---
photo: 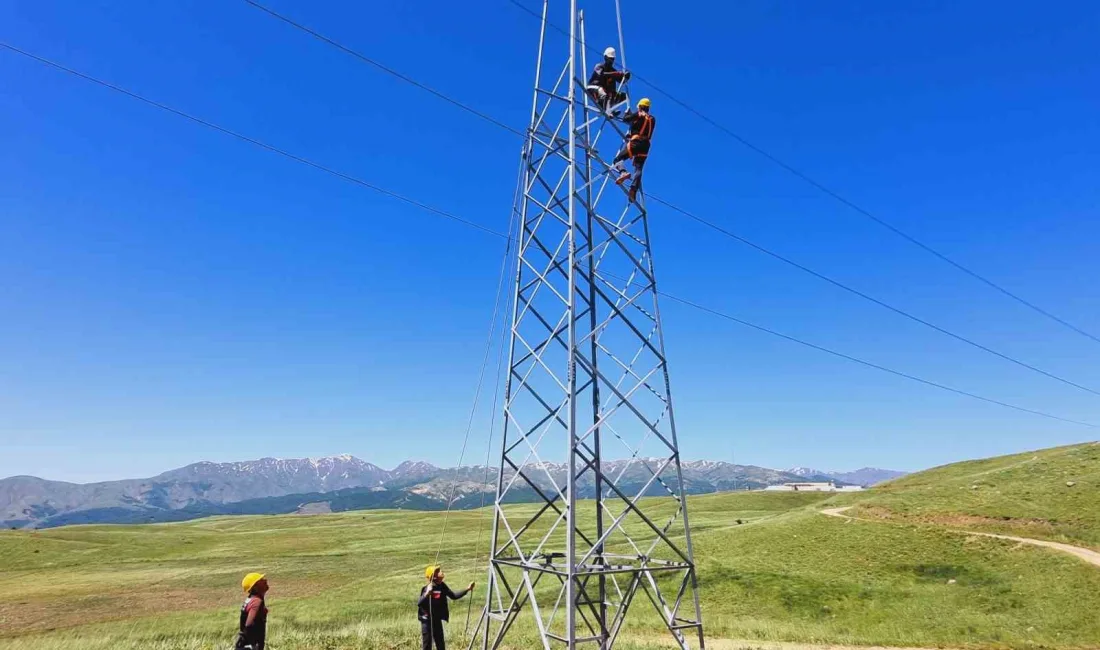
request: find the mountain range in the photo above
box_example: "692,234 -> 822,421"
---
786,466 -> 907,487
0,456 -> 904,529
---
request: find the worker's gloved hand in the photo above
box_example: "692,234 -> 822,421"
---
468,582 -> 476,591
624,71 -> 632,80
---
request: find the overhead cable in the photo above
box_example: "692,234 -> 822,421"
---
502,0 -> 1100,346
3,41 -> 1094,429
229,6 -> 1100,396
0,43 -> 507,239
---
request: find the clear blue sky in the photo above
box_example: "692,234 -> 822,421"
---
1,1 -> 1098,483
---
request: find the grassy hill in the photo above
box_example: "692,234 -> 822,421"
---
1,482 -> 1098,650
846,441 -> 1100,549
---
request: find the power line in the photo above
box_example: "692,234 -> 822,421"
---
502,0 -> 1100,347
646,195 -> 1100,398
0,43 -> 507,240
231,5 -> 1100,398
466,163 -> 522,633
3,41 -> 1094,430
435,212 -> 513,563
659,293 -> 1097,430
242,0 -> 525,139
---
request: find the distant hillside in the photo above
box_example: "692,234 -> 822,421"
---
0,455 -> 389,528
850,441 -> 1100,549
0,456 -> 876,529
829,467 -> 907,486
787,467 -> 906,486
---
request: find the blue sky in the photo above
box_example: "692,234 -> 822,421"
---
1,1 -> 1098,483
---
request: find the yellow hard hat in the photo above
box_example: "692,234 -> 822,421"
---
242,572 -> 265,593
425,564 -> 440,580
638,97 -> 652,109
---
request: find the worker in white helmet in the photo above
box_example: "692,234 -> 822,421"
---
586,46 -> 630,114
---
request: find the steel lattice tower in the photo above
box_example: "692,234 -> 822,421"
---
469,1 -> 705,648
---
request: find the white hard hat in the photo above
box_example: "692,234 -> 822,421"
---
604,47 -> 616,58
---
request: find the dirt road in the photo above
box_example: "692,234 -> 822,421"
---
641,636 -> 950,650
820,506 -> 1100,568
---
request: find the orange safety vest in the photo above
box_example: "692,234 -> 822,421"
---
630,112 -> 655,142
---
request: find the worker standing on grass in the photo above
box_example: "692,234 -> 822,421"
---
236,573 -> 269,650
418,565 -> 474,650
612,97 -> 656,203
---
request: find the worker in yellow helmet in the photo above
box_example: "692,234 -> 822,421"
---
612,98 -> 656,203
417,564 -> 474,650
236,572 -> 269,650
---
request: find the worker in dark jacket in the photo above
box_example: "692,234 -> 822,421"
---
417,565 -> 474,650
612,97 -> 656,202
586,46 -> 630,114
236,572 -> 269,650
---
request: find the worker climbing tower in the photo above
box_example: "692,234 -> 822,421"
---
469,1 -> 705,648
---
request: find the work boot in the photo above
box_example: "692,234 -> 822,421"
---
615,169 -> 630,185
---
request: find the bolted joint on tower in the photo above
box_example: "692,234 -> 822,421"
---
469,1 -> 705,648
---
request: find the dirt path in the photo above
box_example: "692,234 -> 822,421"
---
820,507 -> 857,519
703,641 -> 939,650
640,636 -> 948,650
820,506 -> 1100,568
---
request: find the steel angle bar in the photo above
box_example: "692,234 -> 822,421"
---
583,278 -> 651,340
499,412 -> 567,500
595,342 -> 667,405
592,211 -> 649,250
575,455 -> 690,564
670,570 -> 692,623
644,502 -> 688,558
579,359 -> 667,439
529,452 -> 601,558
575,455 -> 674,566
579,365 -> 664,445
498,459 -> 601,554
586,368 -> 670,449
641,569 -> 686,639
606,573 -> 641,648
590,224 -> 656,283
597,498 -> 645,556
600,428 -> 679,500
587,284 -> 665,360
503,436 -> 568,510
509,312 -> 574,379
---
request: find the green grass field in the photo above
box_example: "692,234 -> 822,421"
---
847,442 -> 1100,549
1,482 -> 1098,650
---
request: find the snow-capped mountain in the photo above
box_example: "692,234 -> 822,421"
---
0,455 -> 392,528
786,466 -> 906,486
388,460 -> 441,483
1,456 -> 905,529
783,466 -> 843,483
156,455 -> 391,502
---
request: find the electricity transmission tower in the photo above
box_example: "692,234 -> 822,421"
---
469,1 -> 705,648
